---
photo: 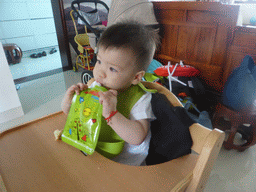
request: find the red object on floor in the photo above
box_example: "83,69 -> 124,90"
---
154,65 -> 200,77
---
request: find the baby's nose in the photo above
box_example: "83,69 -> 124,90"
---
98,69 -> 106,78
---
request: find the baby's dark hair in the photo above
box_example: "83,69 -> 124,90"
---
97,21 -> 160,71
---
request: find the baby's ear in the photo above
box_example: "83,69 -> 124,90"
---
132,71 -> 145,85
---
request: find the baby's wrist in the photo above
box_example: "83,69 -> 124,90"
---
61,101 -> 71,114
105,110 -> 118,124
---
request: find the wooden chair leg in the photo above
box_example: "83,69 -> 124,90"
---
213,104 -> 256,152
223,125 -> 237,150
238,122 -> 256,151
212,104 -> 231,131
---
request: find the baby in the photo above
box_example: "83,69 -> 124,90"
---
61,21 -> 159,166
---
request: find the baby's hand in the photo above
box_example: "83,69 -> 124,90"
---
61,83 -> 88,114
99,90 -> 118,118
67,83 -> 88,96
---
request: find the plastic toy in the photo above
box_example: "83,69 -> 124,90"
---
154,61 -> 200,77
61,85 -> 107,155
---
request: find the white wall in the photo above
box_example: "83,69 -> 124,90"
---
0,0 -> 58,52
0,42 -> 24,124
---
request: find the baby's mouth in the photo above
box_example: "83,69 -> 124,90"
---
95,79 -> 103,85
96,79 -> 109,89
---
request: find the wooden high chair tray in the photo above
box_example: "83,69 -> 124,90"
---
0,111 -> 198,192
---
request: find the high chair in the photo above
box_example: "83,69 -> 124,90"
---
0,80 -> 224,192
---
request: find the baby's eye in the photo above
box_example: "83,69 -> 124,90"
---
110,67 -> 118,72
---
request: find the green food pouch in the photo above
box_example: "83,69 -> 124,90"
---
61,85 -> 107,155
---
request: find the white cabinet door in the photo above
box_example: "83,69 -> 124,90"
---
0,0 -> 57,51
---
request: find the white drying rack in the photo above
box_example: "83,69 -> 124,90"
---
167,61 -> 187,92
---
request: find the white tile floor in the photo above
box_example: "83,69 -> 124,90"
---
1,70 -> 256,192
205,133 -> 256,192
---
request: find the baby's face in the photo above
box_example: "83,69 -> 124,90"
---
93,47 -> 140,91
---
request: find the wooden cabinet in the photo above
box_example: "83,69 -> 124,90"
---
224,26 -> 256,83
152,2 -> 240,92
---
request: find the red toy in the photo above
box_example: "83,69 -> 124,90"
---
154,64 -> 200,77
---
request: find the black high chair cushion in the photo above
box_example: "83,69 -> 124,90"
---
146,93 -> 193,165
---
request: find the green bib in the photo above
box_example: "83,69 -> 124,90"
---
95,84 -> 146,158
61,82 -> 157,159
